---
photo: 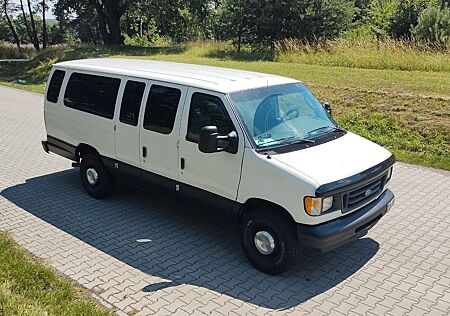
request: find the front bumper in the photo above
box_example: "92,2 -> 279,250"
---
297,189 -> 394,252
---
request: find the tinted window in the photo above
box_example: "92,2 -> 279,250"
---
119,81 -> 146,126
143,85 -> 181,134
64,73 -> 120,119
47,70 -> 65,103
187,93 -> 234,143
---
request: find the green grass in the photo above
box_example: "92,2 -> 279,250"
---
0,42 -> 449,170
0,232 -> 112,316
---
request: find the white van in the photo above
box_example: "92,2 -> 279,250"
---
42,58 -> 395,274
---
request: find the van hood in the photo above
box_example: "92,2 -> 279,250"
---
272,132 -> 393,186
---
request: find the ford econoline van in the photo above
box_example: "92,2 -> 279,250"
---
42,59 -> 395,274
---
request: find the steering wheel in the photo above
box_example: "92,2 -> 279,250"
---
284,109 -> 299,120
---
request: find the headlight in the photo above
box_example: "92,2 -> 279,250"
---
304,196 -> 333,216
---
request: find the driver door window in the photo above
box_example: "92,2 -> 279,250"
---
186,93 -> 234,144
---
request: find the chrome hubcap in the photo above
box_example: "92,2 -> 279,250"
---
86,168 -> 99,185
254,231 -> 276,255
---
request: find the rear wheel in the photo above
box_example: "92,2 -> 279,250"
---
240,208 -> 301,274
80,153 -> 115,199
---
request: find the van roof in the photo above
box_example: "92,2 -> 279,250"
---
54,58 -> 299,93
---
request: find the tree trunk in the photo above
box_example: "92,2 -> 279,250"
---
89,0 -> 126,45
42,0 -> 48,49
91,0 -> 112,45
103,0 -> 126,45
109,15 -> 123,44
3,0 -> 22,50
19,0 -> 36,50
26,0 -> 40,51
237,28 -> 242,52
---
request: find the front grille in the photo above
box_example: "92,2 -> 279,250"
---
342,174 -> 387,213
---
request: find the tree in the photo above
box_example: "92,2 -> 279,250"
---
19,0 -> 39,50
27,0 -> 40,50
389,0 -> 432,38
2,0 -> 21,50
218,0 -> 354,49
55,0 -> 103,44
248,0 -> 295,49
413,4 -> 450,44
218,0 -> 250,51
42,0 -> 48,49
85,0 -> 129,45
56,0 -> 127,45
290,0 -> 354,41
353,0 -> 371,23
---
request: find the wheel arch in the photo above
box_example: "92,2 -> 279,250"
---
235,198 -> 296,226
75,143 -> 101,161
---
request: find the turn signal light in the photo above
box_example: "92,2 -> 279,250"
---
304,196 -> 333,216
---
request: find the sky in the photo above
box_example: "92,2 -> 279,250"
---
10,0 -> 56,20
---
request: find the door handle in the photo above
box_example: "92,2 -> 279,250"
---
180,158 -> 185,169
142,146 -> 147,158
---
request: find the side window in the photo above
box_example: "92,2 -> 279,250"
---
64,72 -> 121,119
143,85 -> 181,134
119,80 -> 146,126
187,93 -> 234,143
46,70 -> 65,103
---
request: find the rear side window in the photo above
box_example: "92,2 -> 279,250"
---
46,70 -> 65,103
187,93 -> 234,143
64,73 -> 120,119
119,81 -> 146,126
143,85 -> 181,134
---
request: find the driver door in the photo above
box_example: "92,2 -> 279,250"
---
178,88 -> 245,207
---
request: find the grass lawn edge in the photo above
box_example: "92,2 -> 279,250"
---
0,231 -> 113,316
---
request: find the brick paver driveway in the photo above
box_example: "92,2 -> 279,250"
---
0,85 -> 449,315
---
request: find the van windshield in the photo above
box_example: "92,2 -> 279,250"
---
229,83 -> 337,148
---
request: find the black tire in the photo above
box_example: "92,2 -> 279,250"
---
240,208 -> 301,275
80,153 -> 115,199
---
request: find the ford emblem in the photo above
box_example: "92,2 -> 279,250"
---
365,189 -> 373,196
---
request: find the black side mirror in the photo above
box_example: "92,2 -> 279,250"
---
199,126 -> 219,153
324,102 -> 332,115
199,126 -> 238,154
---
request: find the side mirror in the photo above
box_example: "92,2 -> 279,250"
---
199,126 -> 219,153
324,102 -> 332,115
199,126 -> 238,154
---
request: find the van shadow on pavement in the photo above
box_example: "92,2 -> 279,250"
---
1,169 -> 379,310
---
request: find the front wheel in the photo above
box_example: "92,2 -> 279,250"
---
240,208 -> 301,275
80,153 -> 115,199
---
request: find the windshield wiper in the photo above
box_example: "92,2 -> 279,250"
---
308,126 -> 346,136
258,136 -> 315,148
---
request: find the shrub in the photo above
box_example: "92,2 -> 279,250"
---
389,0 -> 432,38
413,5 -> 450,45
368,0 -> 397,38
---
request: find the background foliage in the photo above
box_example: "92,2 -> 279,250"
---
1,0 -> 450,49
